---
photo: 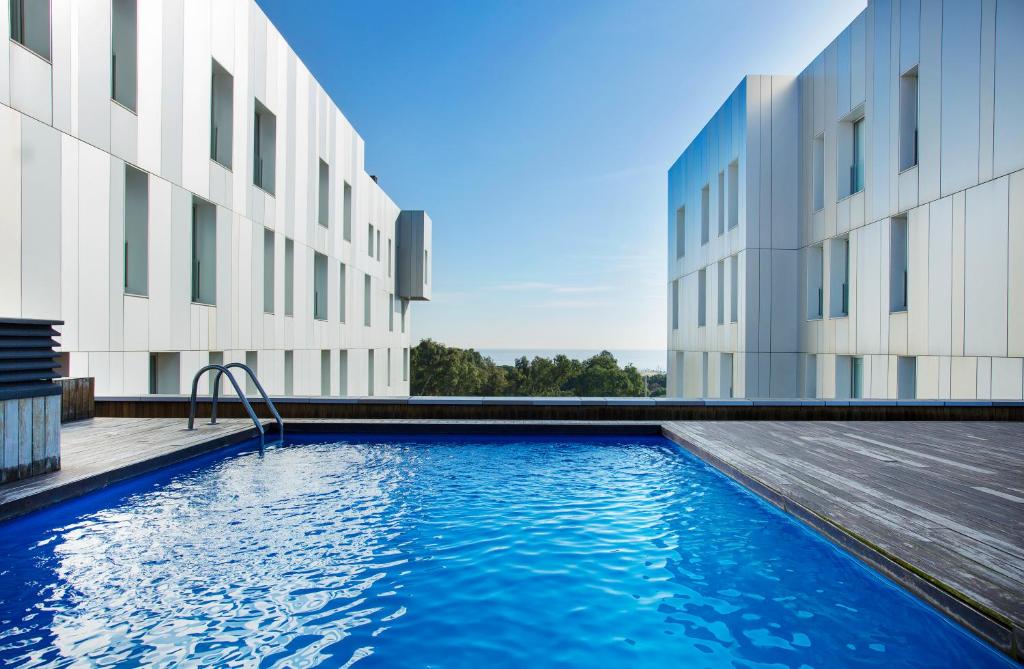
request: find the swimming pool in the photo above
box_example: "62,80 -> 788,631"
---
0,433 -> 1013,667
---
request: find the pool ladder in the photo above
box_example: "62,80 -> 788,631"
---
187,363 -> 284,436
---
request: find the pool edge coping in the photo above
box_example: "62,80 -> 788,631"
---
659,423 -> 1022,663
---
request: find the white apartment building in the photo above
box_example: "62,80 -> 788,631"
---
0,0 -> 432,397
667,0 -> 1023,400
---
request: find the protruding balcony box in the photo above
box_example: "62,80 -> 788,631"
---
397,210 -> 432,301
0,318 -> 63,482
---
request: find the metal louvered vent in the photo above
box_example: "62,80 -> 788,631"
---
0,318 -> 63,402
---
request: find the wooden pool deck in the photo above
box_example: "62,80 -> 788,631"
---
0,417 -> 1020,658
663,420 -> 1024,659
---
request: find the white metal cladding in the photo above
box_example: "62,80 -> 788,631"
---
667,0 -> 1024,400
0,0 -> 432,397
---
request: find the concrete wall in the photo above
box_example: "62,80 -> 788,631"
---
669,0 -> 1024,400
0,0 -> 432,397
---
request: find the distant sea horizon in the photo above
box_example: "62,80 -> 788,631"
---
475,348 -> 666,372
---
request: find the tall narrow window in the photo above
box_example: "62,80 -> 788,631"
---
812,134 -> 824,211
807,244 -> 824,319
263,229 -> 274,313
671,279 -> 679,330
727,160 -> 739,229
364,274 -> 372,327
368,223 -> 375,257
111,0 -> 137,111
697,268 -> 707,327
338,350 -> 348,396
386,348 -> 392,388
124,165 -> 148,296
851,117 -> 865,195
387,239 -> 392,277
10,0 -> 50,60
675,206 -> 685,258
899,68 -> 919,171
729,255 -> 738,323
851,357 -> 863,399
720,353 -> 733,399
403,348 -> 409,382
830,236 -> 849,317
253,99 -> 276,193
401,299 -> 408,333
149,352 -> 180,394
321,350 -> 331,395
700,184 -> 710,245
283,350 -> 293,395
317,159 -> 329,228
210,60 -> 233,167
284,237 -> 294,316
897,356 -> 916,399
376,229 -> 381,261
190,198 -> 216,304
389,294 -> 394,332
716,261 -> 725,325
342,182 -> 352,241
717,171 -> 725,236
367,349 -> 375,396
245,351 -> 258,395
339,262 -> 347,323
313,252 -> 328,320
890,215 -> 908,312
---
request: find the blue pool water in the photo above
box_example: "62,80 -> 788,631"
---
0,434 -> 1014,668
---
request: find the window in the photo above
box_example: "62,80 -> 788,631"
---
403,347 -> 409,382
9,0 -> 50,60
368,223 -> 374,257
148,352 -> 180,394
283,350 -> 293,395
897,356 -> 916,399
851,357 -> 863,399
111,0 -> 137,111
675,206 -> 685,258
284,237 -> 294,316
729,255 -> 738,323
339,262 -> 347,323
342,182 -> 352,242
890,216 -> 908,312
190,198 -> 216,305
899,68 -> 919,172
807,244 -> 824,319
364,274 -> 372,327
263,229 -> 274,313
720,353 -> 733,398
851,117 -> 865,195
376,229 -> 381,261
244,352 -> 258,393
700,184 -> 710,245
671,279 -> 679,330
717,170 -> 725,236
210,60 -> 233,167
253,99 -> 276,193
701,351 -> 709,398
812,134 -> 824,211
716,261 -> 725,325
124,165 -> 148,296
389,294 -> 394,332
401,299 -> 408,333
386,348 -> 392,388
367,349 -> 375,396
317,159 -> 329,228
727,160 -> 739,229
697,268 -> 707,327
313,252 -> 328,320
387,239 -> 392,277
338,350 -> 348,396
830,235 -> 849,317
321,350 -> 331,395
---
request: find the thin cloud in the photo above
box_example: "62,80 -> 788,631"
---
492,281 -> 610,294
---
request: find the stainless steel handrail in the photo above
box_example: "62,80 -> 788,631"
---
210,362 -> 284,434
188,364 -> 264,435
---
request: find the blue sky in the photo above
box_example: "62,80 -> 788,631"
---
257,0 -> 864,351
